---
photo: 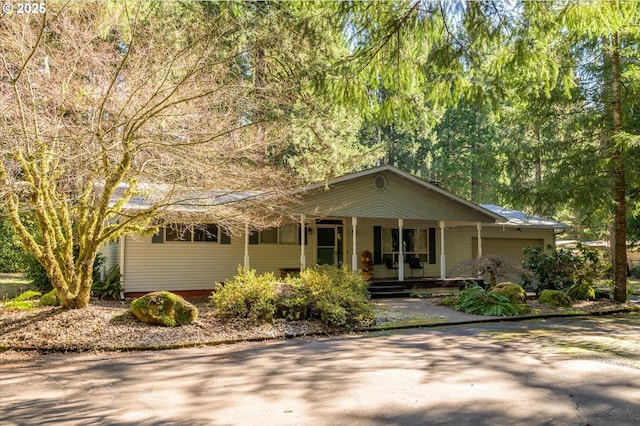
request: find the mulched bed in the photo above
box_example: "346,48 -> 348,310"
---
1,297 -> 637,366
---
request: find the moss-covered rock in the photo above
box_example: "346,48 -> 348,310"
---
538,289 -> 572,307
39,289 -> 61,307
130,291 -> 198,327
490,282 -> 526,304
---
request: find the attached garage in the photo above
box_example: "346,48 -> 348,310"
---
474,204 -> 569,263
472,237 -> 544,262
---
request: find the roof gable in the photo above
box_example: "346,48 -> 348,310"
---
299,166 -> 505,223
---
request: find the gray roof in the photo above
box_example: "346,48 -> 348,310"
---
480,204 -> 569,228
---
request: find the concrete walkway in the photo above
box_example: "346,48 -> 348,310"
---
372,297 -> 503,324
372,295 -> 640,329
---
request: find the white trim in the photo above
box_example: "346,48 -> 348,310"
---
476,222 -> 482,278
398,218 -> 404,281
300,214 -> 306,271
440,220 -> 446,279
352,216 -> 358,272
119,236 -> 126,290
244,222 -> 250,268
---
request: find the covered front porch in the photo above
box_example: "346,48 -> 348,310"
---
240,166 -> 507,283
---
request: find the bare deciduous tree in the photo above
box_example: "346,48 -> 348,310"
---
1,2 -> 300,308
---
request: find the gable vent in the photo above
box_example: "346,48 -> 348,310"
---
373,174 -> 387,190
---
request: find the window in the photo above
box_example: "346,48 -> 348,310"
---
382,227 -> 430,263
260,228 -> 278,244
279,224 -> 298,244
257,224 -> 300,244
193,224 -> 218,242
161,223 -> 223,243
165,224 -> 193,242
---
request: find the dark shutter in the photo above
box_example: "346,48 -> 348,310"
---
151,227 -> 164,243
221,232 -> 231,245
297,226 -> 308,245
249,232 -> 259,245
373,226 -> 382,265
428,227 -> 436,264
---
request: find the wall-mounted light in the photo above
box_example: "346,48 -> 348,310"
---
307,227 -> 313,236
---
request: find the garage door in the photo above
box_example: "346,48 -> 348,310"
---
472,238 -> 544,262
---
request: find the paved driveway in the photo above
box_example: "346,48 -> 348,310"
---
1,313 -> 639,425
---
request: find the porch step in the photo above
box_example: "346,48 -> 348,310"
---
370,291 -> 408,299
368,284 -> 408,299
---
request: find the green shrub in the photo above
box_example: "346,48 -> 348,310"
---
39,289 -> 61,307
453,285 -> 523,316
24,252 -> 106,293
299,265 -> 374,327
91,265 -> 122,300
538,289 -> 571,307
568,281 -> 595,300
490,282 -> 526,304
210,265 -> 374,327
440,295 -> 457,307
523,244 -> 606,295
210,267 -> 278,323
315,299 -> 347,326
274,283 -> 310,321
631,265 -> 640,279
0,212 -> 32,273
24,254 -> 52,292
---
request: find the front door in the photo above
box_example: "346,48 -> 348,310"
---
316,226 -> 343,266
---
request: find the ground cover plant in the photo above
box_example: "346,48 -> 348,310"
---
441,283 -> 528,316
210,265 -> 375,327
2,290 -> 41,310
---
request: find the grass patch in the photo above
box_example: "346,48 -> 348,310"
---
0,273 -> 36,301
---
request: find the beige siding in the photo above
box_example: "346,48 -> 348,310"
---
98,240 -> 120,272
473,226 -> 555,259
302,172 -> 498,222
120,220 -> 557,291
122,233 -> 309,293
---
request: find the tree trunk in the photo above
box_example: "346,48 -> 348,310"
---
610,31 -> 627,303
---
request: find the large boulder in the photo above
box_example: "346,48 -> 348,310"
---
130,291 -> 198,327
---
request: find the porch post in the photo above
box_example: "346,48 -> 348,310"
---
351,216 -> 358,272
244,222 -> 250,268
398,218 -> 404,281
476,222 -> 482,279
439,220 -> 446,279
300,214 -> 306,271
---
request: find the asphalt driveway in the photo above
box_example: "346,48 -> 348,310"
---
1,313 -> 639,425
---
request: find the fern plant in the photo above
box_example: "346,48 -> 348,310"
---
91,265 -> 122,300
453,285 -> 522,316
